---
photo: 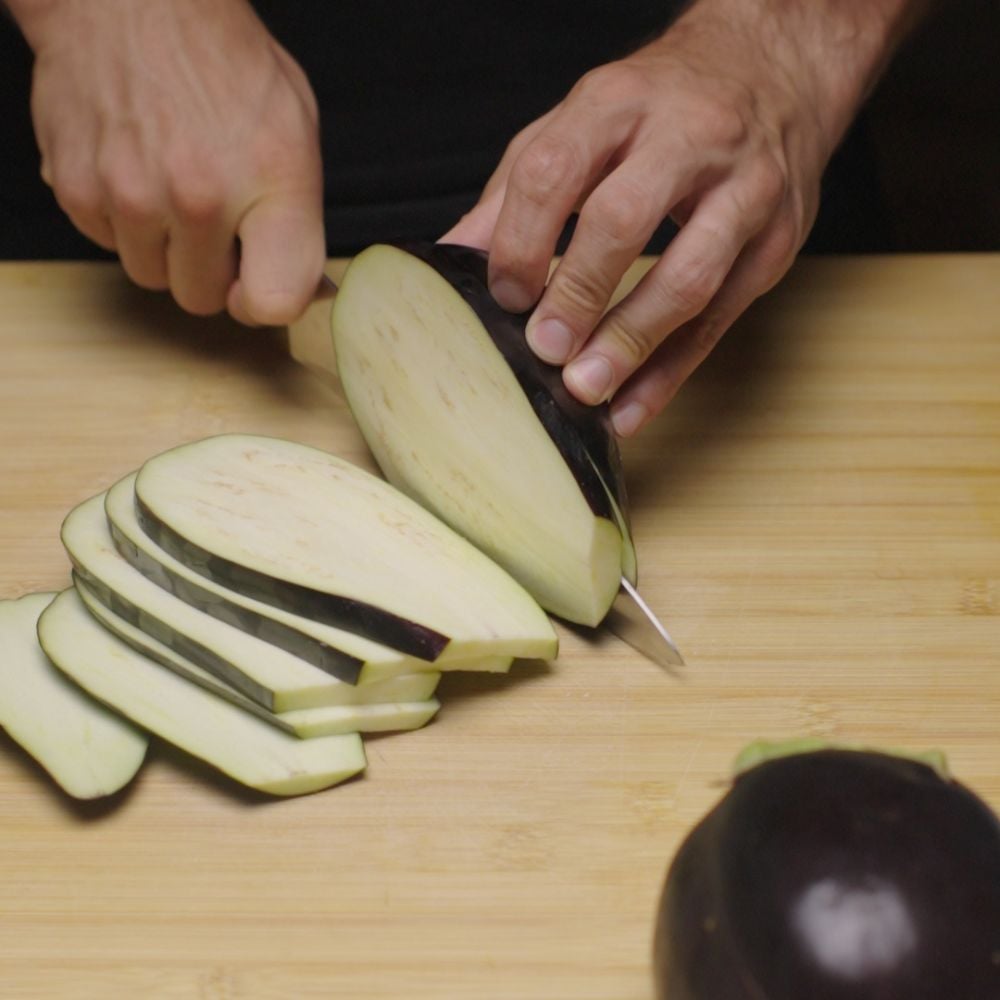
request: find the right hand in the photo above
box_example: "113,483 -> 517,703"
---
18,0 -> 325,324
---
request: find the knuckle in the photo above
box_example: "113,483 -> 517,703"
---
758,220 -> 800,280
657,253 -> 723,316
751,152 -> 789,210
602,313 -> 656,369
704,100 -> 750,150
551,265 -> 612,319
512,135 -> 584,202
573,62 -> 648,107
164,154 -> 227,225
50,167 -> 102,222
102,162 -> 161,225
584,181 -> 656,248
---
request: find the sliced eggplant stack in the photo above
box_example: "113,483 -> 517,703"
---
105,472 -> 512,684
38,589 -> 367,797
331,241 -> 637,627
75,578 -> 441,738
0,593 -> 147,799
63,492 -> 385,713
133,434 -> 558,663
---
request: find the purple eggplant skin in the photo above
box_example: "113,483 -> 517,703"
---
134,494 -> 450,665
396,241 -> 633,539
653,749 -> 1000,1000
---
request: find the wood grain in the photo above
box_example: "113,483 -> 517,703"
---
0,255 -> 997,999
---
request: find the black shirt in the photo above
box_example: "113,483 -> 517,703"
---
0,3 -> 888,259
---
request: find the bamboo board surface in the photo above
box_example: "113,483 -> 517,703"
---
0,254 -> 997,999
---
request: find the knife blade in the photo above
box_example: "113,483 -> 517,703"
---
605,577 -> 685,674
286,273 -> 686,673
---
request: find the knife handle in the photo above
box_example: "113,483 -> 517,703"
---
285,274 -> 340,388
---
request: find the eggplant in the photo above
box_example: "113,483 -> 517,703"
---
653,744 -> 1000,999
74,578 -> 441,738
38,589 -> 368,796
133,434 -> 558,663
331,241 -> 637,628
105,471 -> 511,684
63,491 -> 382,712
0,592 -> 147,799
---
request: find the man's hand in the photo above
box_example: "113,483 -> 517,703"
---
445,0 -> 926,436
11,0 -> 325,324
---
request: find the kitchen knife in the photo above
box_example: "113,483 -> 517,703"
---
286,273 -> 686,673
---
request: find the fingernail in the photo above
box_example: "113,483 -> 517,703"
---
611,400 -> 647,438
565,356 -> 614,403
490,278 -> 533,313
526,318 -> 575,364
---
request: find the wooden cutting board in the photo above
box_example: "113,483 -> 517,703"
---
0,254 -> 997,999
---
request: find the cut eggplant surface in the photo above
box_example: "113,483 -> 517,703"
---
38,589 -> 367,796
0,593 -> 147,799
75,578 -> 441,738
133,434 -> 558,662
332,242 -> 637,627
105,472 -> 511,684
62,492 -> 404,713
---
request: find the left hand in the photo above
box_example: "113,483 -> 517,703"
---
444,0 -> 922,436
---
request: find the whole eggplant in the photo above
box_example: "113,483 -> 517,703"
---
653,746 -> 1000,999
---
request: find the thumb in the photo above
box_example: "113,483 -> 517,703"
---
228,192 -> 325,327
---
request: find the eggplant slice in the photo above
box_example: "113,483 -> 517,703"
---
331,242 -> 636,627
62,492 -> 401,713
0,592 -> 147,799
133,434 -> 557,663
105,471 -> 511,683
38,589 -> 367,797
75,578 -> 441,738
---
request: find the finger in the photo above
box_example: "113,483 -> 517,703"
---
38,122 -> 117,250
440,114 -> 552,251
608,219 -> 800,436
228,192 -> 325,327
99,144 -> 170,290
165,174 -> 239,316
486,111 -> 631,312
561,173 -> 778,405
524,153 -> 699,366
46,157 -> 116,251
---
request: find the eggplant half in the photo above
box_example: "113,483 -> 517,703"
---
653,745 -> 1000,999
331,242 -> 637,627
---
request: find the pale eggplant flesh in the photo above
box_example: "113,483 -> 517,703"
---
38,588 -> 368,797
132,435 -> 558,664
105,471 -> 511,685
653,747 -> 1000,999
74,576 -> 441,738
402,242 -> 632,537
0,592 -> 147,799
332,242 -> 638,627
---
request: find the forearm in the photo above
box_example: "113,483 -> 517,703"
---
667,0 -> 932,157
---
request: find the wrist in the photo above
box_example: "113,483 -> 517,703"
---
672,0 -> 930,157
4,0 -> 71,51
